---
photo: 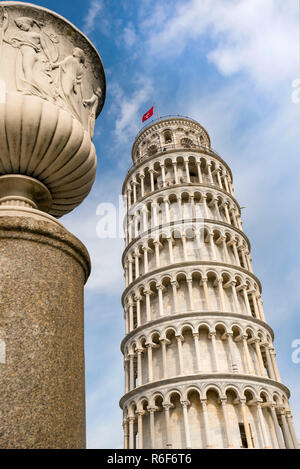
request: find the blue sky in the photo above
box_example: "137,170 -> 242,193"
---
10,0 -> 300,447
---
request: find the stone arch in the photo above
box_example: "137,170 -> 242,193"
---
165,389 -> 183,404
137,396 -> 150,412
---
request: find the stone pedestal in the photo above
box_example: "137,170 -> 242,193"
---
0,210 -> 90,448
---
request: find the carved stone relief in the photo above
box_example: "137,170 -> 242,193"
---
0,3 -> 105,137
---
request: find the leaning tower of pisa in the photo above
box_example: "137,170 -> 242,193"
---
120,116 -> 298,449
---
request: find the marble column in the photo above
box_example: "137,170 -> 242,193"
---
220,399 -> 234,448
181,401 -> 192,449
201,399 -> 212,449
240,400 -> 253,449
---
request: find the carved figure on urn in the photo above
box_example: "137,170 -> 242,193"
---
0,3 -> 105,136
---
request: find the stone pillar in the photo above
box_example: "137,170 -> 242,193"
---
213,198 -> 221,220
258,297 -> 267,322
209,233 -> 217,260
240,400 -> 253,449
222,204 -> 230,225
157,284 -> 164,316
163,404 -> 173,448
181,233 -> 188,261
222,236 -> 230,263
161,163 -> 166,187
173,161 -> 179,184
136,348 -> 143,387
160,339 -> 168,377
280,411 -> 294,449
149,169 -> 155,192
202,278 -> 211,310
129,353 -> 135,391
123,419 -> 129,449
242,335 -> 254,374
207,163 -> 213,184
251,292 -> 260,319
171,281 -> 179,312
254,340 -> 267,377
264,344 -> 276,380
135,294 -> 141,327
187,278 -> 194,310
270,347 -> 281,382
142,245 -> 149,274
147,344 -> 153,382
209,332 -> 219,372
231,281 -> 240,312
124,358 -> 129,393
270,405 -> 285,449
224,175 -> 230,193
167,237 -> 174,263
0,215 -> 91,449
134,250 -> 140,278
218,278 -> 226,311
129,301 -> 134,332
257,402 -> 271,449
193,333 -> 201,371
176,335 -> 184,375
201,399 -> 212,448
220,399 -> 234,448
196,161 -> 203,183
216,170 -> 223,189
128,416 -> 135,449
181,400 -> 192,449
184,159 -> 190,183
140,174 -> 145,197
232,241 -> 241,265
148,407 -> 156,449
132,179 -> 137,203
136,411 -> 144,449
154,240 -> 160,267
145,289 -> 152,322
202,195 -> 209,218
286,412 -> 299,449
227,333 -> 238,373
243,287 -> 252,315
128,257 -> 133,284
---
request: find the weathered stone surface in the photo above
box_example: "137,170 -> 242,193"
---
0,214 -> 90,449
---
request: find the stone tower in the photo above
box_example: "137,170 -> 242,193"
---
120,116 -> 298,449
0,2 -> 105,448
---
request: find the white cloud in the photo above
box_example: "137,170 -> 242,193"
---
141,0 -> 297,89
122,23 -> 138,48
83,0 -> 104,35
109,75 -> 154,142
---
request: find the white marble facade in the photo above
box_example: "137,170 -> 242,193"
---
120,117 -> 298,449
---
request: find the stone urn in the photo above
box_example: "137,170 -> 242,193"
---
0,1 -> 105,217
0,2 -> 106,449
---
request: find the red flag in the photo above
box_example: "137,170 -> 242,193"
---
142,106 -> 154,122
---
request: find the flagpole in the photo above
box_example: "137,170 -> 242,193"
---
154,102 -> 159,120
